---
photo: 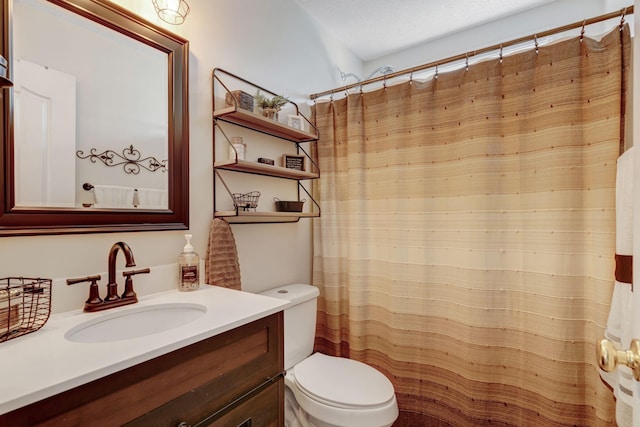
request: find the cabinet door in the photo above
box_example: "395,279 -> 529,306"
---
200,378 -> 284,427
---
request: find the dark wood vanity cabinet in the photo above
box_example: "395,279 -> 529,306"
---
1,312 -> 284,427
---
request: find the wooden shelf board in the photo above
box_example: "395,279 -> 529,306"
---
214,159 -> 318,180
214,107 -> 317,142
214,211 -> 320,223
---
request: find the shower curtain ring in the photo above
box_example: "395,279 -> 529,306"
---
534,35 -> 539,54
499,44 -> 503,63
465,54 -> 469,71
580,20 -> 586,42
435,63 -> 439,79
620,7 -> 627,29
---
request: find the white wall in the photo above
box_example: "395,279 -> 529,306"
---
364,0 -> 633,81
1,0 -> 359,314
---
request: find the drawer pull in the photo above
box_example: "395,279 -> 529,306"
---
238,418 -> 252,427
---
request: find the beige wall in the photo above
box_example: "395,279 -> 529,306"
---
1,0 -> 359,313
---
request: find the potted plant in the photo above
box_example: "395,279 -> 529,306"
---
255,91 -> 289,120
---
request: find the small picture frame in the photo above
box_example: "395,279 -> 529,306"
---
288,114 -> 304,131
282,154 -> 306,171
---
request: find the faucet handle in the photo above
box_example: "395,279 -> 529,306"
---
121,267 -> 150,299
123,267 -> 151,277
66,274 -> 103,307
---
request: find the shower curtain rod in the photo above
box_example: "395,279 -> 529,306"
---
310,5 -> 634,100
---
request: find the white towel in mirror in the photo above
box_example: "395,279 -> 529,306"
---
135,188 -> 168,209
93,185 -> 135,208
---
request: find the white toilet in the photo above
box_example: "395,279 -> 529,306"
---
259,284 -> 399,427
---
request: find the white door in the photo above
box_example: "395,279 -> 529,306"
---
14,59 -> 76,207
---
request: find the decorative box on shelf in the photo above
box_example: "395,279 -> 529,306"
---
258,157 -> 275,165
274,198 -> 305,212
225,90 -> 254,112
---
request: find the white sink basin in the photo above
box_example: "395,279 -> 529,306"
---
65,302 -> 207,343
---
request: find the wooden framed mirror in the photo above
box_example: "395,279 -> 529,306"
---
0,0 -> 189,236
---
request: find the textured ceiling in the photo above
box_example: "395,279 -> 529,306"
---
294,0 -> 557,61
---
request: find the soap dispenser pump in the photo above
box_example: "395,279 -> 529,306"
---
178,234 -> 200,291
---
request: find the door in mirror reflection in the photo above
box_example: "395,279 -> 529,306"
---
14,59 -> 76,207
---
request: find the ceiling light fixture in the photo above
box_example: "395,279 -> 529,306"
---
152,0 -> 190,25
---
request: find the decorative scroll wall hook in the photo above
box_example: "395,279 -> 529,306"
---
76,144 -> 168,174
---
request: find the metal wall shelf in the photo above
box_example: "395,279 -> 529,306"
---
212,68 -> 320,224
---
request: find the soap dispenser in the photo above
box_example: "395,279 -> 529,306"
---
178,234 -> 200,291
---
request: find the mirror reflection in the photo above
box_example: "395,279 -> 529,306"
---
13,0 -> 168,209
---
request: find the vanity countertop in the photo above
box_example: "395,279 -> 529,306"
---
0,285 -> 288,415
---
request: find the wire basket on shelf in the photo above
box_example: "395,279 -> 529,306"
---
1,277 -> 52,343
232,191 -> 261,211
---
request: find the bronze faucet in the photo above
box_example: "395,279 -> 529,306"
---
106,242 -> 136,301
67,242 -> 150,312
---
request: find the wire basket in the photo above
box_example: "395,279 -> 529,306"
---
232,191 -> 261,211
1,277 -> 52,343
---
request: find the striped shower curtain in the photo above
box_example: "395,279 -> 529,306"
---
311,26 -> 630,426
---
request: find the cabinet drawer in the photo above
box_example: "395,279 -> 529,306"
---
1,312 -> 283,427
201,377 -> 283,427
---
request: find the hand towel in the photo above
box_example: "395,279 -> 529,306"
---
135,188 -> 168,209
93,185 -> 135,208
205,218 -> 241,290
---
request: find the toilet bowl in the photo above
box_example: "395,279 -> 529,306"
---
259,284 -> 399,427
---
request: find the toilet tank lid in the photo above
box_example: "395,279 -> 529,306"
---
258,284 -> 319,305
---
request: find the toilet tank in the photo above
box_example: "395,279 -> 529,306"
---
259,284 -> 320,370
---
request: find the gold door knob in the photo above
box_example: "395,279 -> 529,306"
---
597,338 -> 640,381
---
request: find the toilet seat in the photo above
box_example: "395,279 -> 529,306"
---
293,353 -> 396,409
